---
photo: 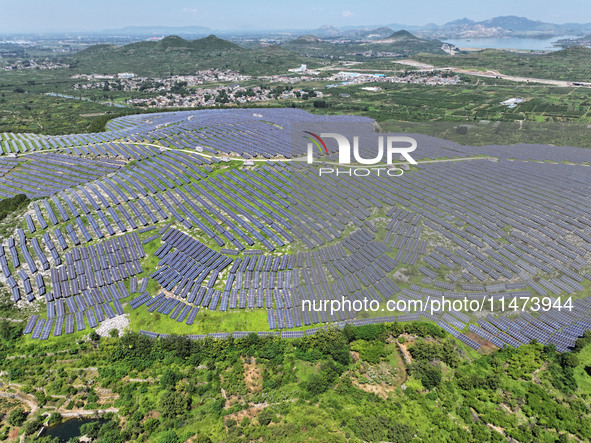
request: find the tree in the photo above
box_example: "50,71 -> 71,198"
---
21,417 -> 43,436
89,330 -> 100,341
160,369 -> 181,389
159,390 -> 190,418
7,408 -> 26,427
47,412 -> 62,425
558,353 -> 579,368
304,373 -> 330,396
420,365 -> 442,390
80,421 -> 103,440
143,417 -> 159,434
0,321 -> 22,341
257,408 -> 276,426
158,430 -> 180,443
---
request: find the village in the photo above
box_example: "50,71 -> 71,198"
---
70,67 -> 459,108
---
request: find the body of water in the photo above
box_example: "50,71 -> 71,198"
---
444,36 -> 577,51
44,418 -> 107,442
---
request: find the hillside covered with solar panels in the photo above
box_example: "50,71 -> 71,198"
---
0,107 -> 590,352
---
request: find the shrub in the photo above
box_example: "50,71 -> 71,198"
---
7,408 -> 26,427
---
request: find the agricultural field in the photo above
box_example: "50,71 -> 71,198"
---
2,38 -> 591,143
413,46 -> 591,83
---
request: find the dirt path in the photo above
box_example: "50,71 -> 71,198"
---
0,391 -> 38,413
1,380 -> 119,417
0,390 -> 119,417
59,408 -> 119,418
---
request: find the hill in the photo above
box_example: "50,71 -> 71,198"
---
70,35 -> 315,76
343,26 -> 396,39
289,35 -> 324,44
364,30 -> 444,53
377,29 -> 420,43
422,15 -> 591,38
312,24 -> 342,38
284,30 -> 445,58
2,321 -> 591,441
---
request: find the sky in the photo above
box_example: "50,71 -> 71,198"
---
1,0 -> 591,33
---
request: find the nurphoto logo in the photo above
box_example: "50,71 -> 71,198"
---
304,131 -> 418,176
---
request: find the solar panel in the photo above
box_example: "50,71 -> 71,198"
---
24,315 -> 38,334
75,311 -> 85,331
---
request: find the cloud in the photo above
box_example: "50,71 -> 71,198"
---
182,7 -> 199,15
342,10 -> 354,17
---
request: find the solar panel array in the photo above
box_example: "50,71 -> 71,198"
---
5,108 -> 591,351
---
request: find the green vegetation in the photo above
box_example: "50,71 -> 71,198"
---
0,89 -> 123,135
313,79 -> 591,123
414,46 -> 591,83
0,194 -> 29,221
72,35 -> 318,76
7,408 -> 26,427
379,120 -> 591,149
1,35 -> 591,147
1,321 -> 591,442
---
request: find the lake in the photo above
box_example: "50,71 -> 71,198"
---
43,417 -> 107,442
443,36 -> 577,51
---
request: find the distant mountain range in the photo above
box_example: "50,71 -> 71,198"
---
312,16 -> 591,39
418,16 -> 591,38
101,16 -> 591,40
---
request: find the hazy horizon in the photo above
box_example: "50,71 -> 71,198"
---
1,0 -> 590,34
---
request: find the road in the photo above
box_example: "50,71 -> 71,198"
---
395,59 -> 581,87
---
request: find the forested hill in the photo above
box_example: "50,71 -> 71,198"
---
1,320 -> 591,441
70,35 -> 316,76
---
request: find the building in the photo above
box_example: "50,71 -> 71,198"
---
500,98 -> 525,107
361,86 -> 382,92
289,64 -> 307,73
